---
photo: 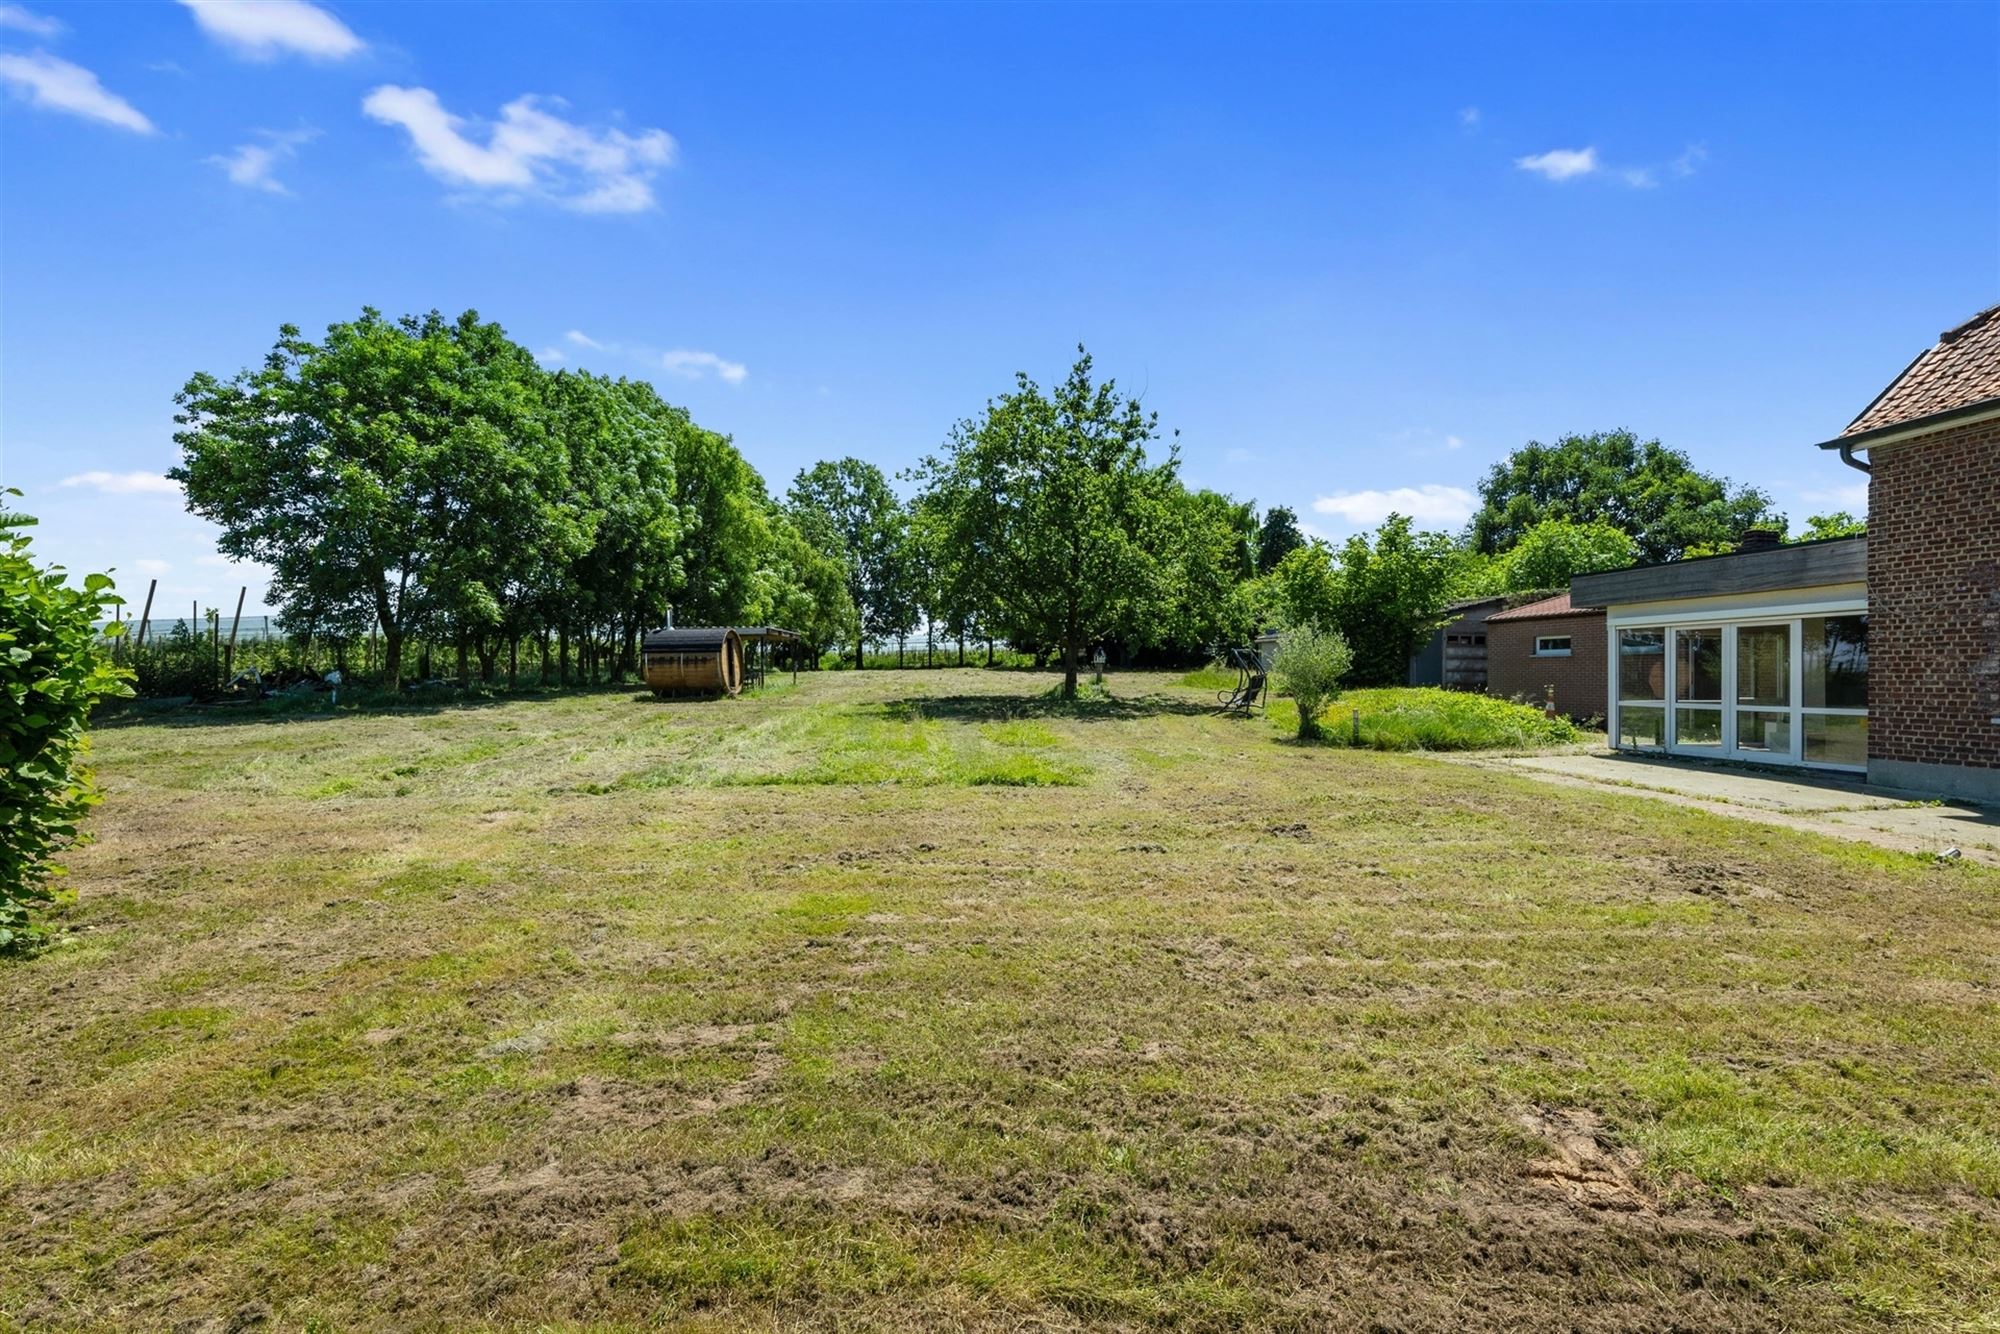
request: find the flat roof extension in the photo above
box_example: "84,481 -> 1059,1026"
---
1570,536 -> 1865,607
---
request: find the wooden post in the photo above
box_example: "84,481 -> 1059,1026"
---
222,587 -> 245,685
135,578 -> 157,647
1351,708 -> 1361,746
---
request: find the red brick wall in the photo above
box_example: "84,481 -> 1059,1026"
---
1867,416 -> 2000,772
1485,613 -> 1607,722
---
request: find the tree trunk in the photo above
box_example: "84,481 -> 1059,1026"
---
958,635 -> 965,668
538,629 -> 550,685
508,637 -> 518,690
897,636 -> 904,668
855,635 -> 864,671
456,636 -> 469,689
381,627 -> 403,689
1062,638 -> 1079,699
986,638 -> 994,667
558,625 -> 569,687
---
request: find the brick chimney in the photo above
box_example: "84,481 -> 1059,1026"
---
1736,528 -> 1783,554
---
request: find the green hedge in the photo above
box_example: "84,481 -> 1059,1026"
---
1,502 -> 131,951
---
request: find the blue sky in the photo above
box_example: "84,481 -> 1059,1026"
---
2,0 -> 1995,615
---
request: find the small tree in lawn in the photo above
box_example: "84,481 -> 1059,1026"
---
913,347 -> 1177,699
1,498 -> 132,951
1274,623 -> 1352,740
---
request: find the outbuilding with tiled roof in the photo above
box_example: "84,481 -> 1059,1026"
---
1484,591 -> 1607,722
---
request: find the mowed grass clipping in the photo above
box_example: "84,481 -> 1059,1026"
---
2,668 -> 1997,1332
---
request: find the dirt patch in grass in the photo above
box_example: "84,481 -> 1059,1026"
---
3,670 -> 1997,1329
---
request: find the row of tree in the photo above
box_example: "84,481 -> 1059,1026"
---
174,310 -> 855,686
172,312 -> 1848,700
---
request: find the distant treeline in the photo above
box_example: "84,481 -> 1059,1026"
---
170,310 -> 1841,697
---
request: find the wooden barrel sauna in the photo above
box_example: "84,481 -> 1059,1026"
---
641,626 -> 743,696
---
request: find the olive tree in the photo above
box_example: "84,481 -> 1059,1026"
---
1273,622 -> 1352,740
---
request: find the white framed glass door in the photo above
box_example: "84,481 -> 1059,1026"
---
1729,623 -> 1795,761
1670,627 -> 1723,753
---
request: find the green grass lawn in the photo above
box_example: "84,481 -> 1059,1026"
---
3,669 -> 1997,1330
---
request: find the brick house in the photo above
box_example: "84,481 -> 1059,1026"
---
1570,305 -> 1999,803
1484,592 -> 1607,721
1815,304 -> 2000,801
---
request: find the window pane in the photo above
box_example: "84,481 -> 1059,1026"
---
1618,705 -> 1665,749
1736,709 -> 1792,754
1803,713 -> 1867,766
1803,615 -> 1868,709
1619,629 -> 1665,701
1675,629 -> 1723,702
1675,707 -> 1723,748
1735,624 -> 1790,707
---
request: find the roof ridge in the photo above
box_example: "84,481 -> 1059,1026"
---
1940,303 -> 2000,344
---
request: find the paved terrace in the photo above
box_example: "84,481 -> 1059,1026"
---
1449,750 -> 2000,867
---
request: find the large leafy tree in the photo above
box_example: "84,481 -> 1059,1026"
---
1469,430 -> 1776,563
1,499 -> 131,951
1255,504 -> 1307,574
672,425 -> 771,629
1795,511 -> 1866,541
915,347 -> 1178,698
749,508 -> 857,659
1158,488 -> 1261,655
787,458 -> 910,668
1499,518 -> 1637,593
547,373 -> 684,680
1328,515 -> 1466,686
172,309 -> 546,686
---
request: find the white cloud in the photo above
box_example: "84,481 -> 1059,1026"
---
564,328 -> 601,348
208,127 -> 316,195
1311,484 -> 1475,527
1444,434 -> 1464,451
661,349 -> 747,384
58,470 -> 181,495
536,347 -> 565,364
178,0 -> 363,61
1224,447 -> 1254,464
0,51 -> 155,134
1518,142 -> 1704,189
1458,106 -> 1480,129
194,553 -> 238,567
1515,146 -> 1597,182
134,558 -> 171,574
0,3 -> 63,37
362,85 -> 676,214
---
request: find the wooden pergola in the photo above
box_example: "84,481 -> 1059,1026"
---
729,626 -> 806,688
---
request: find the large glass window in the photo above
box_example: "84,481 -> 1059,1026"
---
1736,624 -> 1790,707
1612,613 -> 1866,771
1804,714 -> 1868,767
1803,616 -> 1868,709
1618,706 -> 1665,749
1619,629 -> 1665,701
1674,629 -> 1723,702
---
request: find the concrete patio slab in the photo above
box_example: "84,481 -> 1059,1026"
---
1446,749 -> 2000,866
